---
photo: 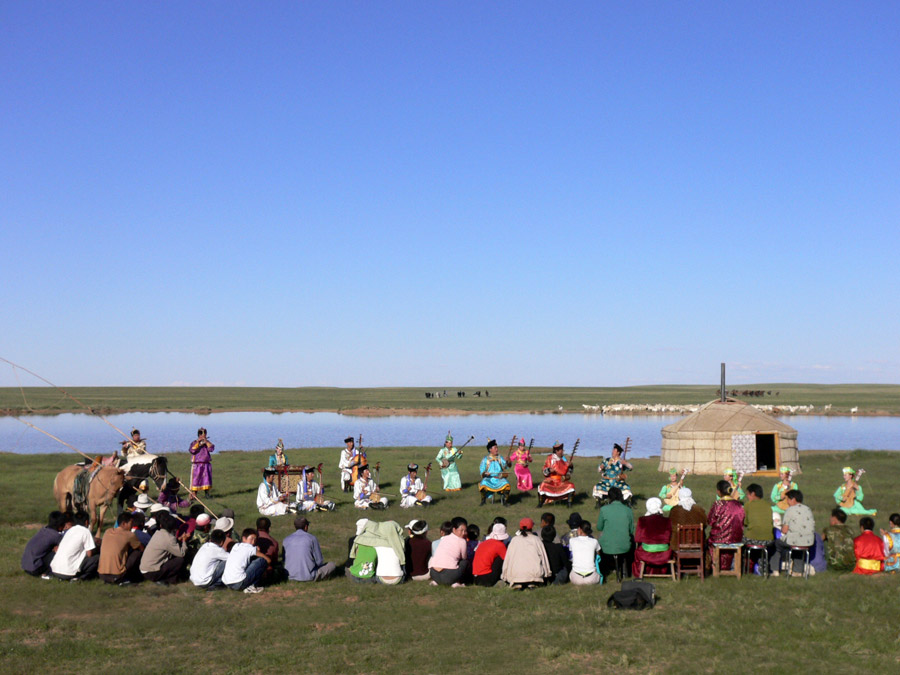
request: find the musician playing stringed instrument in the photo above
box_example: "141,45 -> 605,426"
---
295,465 -> 335,512
658,468 -> 688,514
436,433 -> 463,492
594,442 -> 633,502
353,465 -> 387,510
720,468 -> 745,502
770,466 -> 798,516
537,441 -> 576,506
479,439 -> 511,506
834,467 -> 876,516
400,463 -> 433,508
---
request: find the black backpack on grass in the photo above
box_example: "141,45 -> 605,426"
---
606,580 -> 656,610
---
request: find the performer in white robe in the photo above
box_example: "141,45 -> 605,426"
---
339,437 -> 355,492
399,464 -> 432,508
295,469 -> 335,512
353,467 -> 388,509
257,470 -> 290,516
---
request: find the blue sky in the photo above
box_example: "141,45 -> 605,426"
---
2,2 -> 898,387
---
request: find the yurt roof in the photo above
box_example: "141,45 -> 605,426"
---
662,398 -> 797,435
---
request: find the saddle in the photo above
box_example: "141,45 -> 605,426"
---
72,464 -> 104,510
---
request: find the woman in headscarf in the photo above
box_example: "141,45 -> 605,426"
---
632,497 -> 672,577
707,480 -> 745,571
667,486 -> 706,548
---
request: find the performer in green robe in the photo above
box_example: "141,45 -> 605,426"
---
834,467 -> 876,516
436,434 -> 462,491
770,467 -> 798,515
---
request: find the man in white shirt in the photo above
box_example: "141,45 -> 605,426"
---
222,528 -> 270,593
50,512 -> 99,581
189,530 -> 230,590
257,469 -> 290,516
568,521 -> 602,585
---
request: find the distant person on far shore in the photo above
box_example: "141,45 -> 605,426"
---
189,427 -> 214,496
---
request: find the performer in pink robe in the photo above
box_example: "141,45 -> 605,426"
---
189,427 -> 214,495
509,438 -> 533,491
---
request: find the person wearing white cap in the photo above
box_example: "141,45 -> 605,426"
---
632,497 -> 672,578
399,464 -> 432,508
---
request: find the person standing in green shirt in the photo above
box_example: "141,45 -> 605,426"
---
596,487 -> 634,578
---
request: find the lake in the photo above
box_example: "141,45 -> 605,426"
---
2,411 -> 898,457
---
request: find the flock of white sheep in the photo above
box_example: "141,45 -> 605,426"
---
580,402 -> 855,415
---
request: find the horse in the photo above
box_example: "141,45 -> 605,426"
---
53,464 -> 126,536
116,455 -> 168,514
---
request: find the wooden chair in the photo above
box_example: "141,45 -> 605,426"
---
638,557 -> 676,581
674,523 -> 705,581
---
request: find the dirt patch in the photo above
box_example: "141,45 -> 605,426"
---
21,523 -> 43,530
312,621 -> 347,632
412,595 -> 438,607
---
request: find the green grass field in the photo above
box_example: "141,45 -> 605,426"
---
3,383 -> 900,416
1,447 -> 898,673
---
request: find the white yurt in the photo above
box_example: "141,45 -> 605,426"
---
659,398 -> 800,476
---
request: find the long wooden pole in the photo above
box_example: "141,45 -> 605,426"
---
10,415 -> 95,462
174,477 -> 219,518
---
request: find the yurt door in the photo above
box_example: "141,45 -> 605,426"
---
731,433 -> 780,474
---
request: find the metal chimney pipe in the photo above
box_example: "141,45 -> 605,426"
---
721,363 -> 726,402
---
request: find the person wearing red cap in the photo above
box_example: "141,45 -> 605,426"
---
501,518 -> 551,589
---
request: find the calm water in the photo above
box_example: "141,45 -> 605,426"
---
1,411 -> 898,456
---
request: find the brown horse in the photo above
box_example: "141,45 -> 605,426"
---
53,464 -> 126,536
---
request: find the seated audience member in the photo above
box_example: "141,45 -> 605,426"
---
50,511 -> 99,581
667,488 -> 707,549
742,483 -> 775,574
255,516 -> 280,580
130,511 -> 151,547
466,523 -> 480,565
351,519 -> 407,585
596,487 -> 635,578
432,521 -> 453,557
501,518 -> 551,589
569,521 -> 601,585
472,522 -> 508,587
541,526 -> 569,585
189,529 -> 230,590
222,528 -> 270,593
540,513 -> 559,543
188,513 -> 212,551
882,513 -> 900,574
853,517 -> 885,575
770,490 -> 815,576
706,480 -> 744,572
22,511 -> 68,577
560,512 -> 582,549
429,517 -> 470,587
346,519 -> 378,584
212,516 -> 236,552
404,520 -> 432,581
632,498 -> 672,578
98,511 -> 144,585
141,512 -> 188,585
490,517 -> 511,546
284,516 -> 337,582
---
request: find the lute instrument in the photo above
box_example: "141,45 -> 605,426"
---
314,462 -> 327,506
664,468 -> 689,507
617,437 -> 632,481
441,433 -> 474,469
775,470 -> 793,511
415,462 -> 432,501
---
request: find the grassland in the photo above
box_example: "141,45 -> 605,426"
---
3,383 -> 900,416
1,447 -> 898,673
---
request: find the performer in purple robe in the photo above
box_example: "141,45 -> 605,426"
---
189,427 -> 214,495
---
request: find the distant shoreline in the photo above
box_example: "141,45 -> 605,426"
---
3,405 -> 897,418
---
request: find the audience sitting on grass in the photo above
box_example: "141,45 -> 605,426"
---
822,508 -> 856,571
189,529 -> 230,590
853,517 -> 885,575
50,511 -> 98,581
98,511 -> 144,585
283,516 -> 337,582
21,510 -> 70,578
501,518 -> 551,589
882,513 -> 900,574
222,528 -> 270,593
